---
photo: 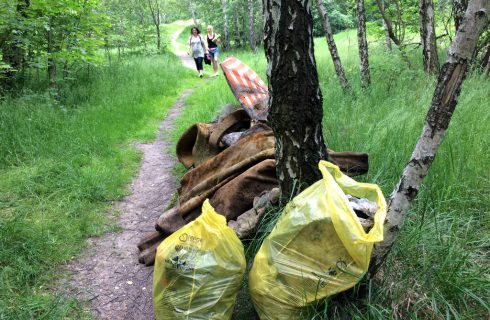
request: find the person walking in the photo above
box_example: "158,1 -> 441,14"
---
188,27 -> 208,78
206,25 -> 221,77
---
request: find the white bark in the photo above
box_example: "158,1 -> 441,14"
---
249,0 -> 257,52
371,0 -> 490,273
356,0 -> 371,87
221,0 -> 230,50
316,0 -> 350,89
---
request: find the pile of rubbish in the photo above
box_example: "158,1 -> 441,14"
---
138,57 -> 387,319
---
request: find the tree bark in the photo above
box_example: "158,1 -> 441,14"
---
234,11 -> 241,47
381,0 -> 392,49
47,16 -> 56,88
148,0 -> 161,52
221,0 -> 230,50
454,0 -> 469,31
370,0 -> 490,274
316,0 -> 350,90
189,0 -> 198,27
263,0 -> 329,198
356,0 -> 371,87
480,40 -> 490,72
375,0 -> 401,46
249,0 -> 257,53
419,0 -> 440,73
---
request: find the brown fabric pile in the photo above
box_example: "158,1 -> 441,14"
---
137,57 -> 370,266
137,107 -> 370,266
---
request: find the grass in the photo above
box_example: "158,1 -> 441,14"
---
172,28 -> 489,319
0,38 -> 197,319
1,20 -> 488,319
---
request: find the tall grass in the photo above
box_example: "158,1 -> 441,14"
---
175,29 -> 489,319
0,52 -> 197,319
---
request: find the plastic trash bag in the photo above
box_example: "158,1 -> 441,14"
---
249,161 -> 386,320
153,200 -> 246,320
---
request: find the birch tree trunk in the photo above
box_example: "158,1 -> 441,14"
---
249,0 -> 257,53
381,0 -> 392,49
221,0 -> 230,50
47,16 -> 56,88
189,0 -> 198,27
234,11 -> 241,47
370,0 -> 490,274
356,0 -> 371,87
420,0 -> 440,73
375,0 -> 401,46
263,0 -> 328,198
454,0 -> 469,30
148,0 -> 161,52
316,0 -> 350,89
480,41 -> 490,72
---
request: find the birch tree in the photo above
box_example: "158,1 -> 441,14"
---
189,0 -> 197,27
356,0 -> 371,87
454,0 -> 469,30
148,0 -> 162,52
371,0 -> 490,273
419,0 -> 440,73
316,0 -> 350,90
249,0 -> 257,52
263,0 -> 328,197
381,0 -> 392,50
234,11 -> 241,47
221,0 -> 230,50
375,0 -> 402,46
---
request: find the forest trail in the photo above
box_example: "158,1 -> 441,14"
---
61,26 -> 196,320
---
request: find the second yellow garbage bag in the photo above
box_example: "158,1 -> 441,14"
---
249,161 -> 387,320
153,200 -> 246,320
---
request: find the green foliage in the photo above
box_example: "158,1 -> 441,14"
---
0,53 -> 197,319
175,27 -> 489,319
313,0 -> 355,36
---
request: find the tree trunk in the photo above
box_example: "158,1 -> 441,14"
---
419,0 -> 440,73
381,0 -> 392,49
241,12 -> 247,48
263,0 -> 329,198
356,0 -> 371,87
156,25 -> 161,52
221,0 -> 230,50
316,0 -> 350,90
454,0 -> 469,31
148,0 -> 161,52
370,0 -> 490,274
375,0 -> 401,46
234,11 -> 241,47
249,0 -> 257,53
47,16 -> 56,88
189,0 -> 198,27
480,41 -> 490,72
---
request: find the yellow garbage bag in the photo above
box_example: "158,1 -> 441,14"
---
249,161 -> 387,320
153,200 -> 246,320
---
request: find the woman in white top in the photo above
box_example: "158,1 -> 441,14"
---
206,25 -> 221,77
187,27 -> 209,78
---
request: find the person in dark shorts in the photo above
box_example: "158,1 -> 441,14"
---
206,25 -> 221,77
188,27 -> 209,78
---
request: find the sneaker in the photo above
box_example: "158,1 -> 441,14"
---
199,74 -> 203,78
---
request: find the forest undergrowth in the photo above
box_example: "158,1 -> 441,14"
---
174,30 -> 489,319
0,22 -> 488,319
0,35 -> 197,318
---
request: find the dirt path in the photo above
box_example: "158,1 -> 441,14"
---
62,26 -> 197,320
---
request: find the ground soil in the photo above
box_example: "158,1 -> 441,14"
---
62,28 -> 196,320
62,25 -> 258,320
